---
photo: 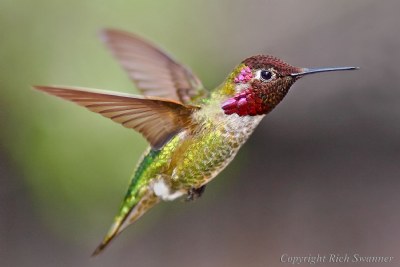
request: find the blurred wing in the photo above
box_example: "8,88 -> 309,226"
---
34,86 -> 197,149
100,29 -> 207,104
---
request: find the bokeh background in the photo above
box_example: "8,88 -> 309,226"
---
1,1 -> 400,266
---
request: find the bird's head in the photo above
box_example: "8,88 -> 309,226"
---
221,55 -> 357,116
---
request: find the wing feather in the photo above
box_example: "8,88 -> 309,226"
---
34,86 -> 197,149
100,29 -> 207,103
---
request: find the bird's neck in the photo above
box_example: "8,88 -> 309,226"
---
194,84 -> 264,133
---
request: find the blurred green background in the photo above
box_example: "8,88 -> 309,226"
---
1,0 -> 400,266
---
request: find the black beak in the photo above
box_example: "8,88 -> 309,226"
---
291,66 -> 359,77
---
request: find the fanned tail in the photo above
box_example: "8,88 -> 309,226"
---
92,188 -> 159,256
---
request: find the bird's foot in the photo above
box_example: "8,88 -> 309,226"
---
186,185 -> 206,201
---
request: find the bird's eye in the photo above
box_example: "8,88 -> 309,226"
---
260,70 -> 273,81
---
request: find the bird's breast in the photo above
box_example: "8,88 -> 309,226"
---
169,108 -> 264,189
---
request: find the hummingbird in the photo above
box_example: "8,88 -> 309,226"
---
34,29 -> 358,255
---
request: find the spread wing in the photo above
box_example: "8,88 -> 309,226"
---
34,86 -> 197,149
100,29 -> 207,104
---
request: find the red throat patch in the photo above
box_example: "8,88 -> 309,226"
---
221,88 -> 270,116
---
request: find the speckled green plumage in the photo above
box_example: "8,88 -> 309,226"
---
114,74 -> 262,223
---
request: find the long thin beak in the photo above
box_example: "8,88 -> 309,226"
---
291,66 -> 359,77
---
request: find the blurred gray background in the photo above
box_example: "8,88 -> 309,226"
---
1,0 -> 399,266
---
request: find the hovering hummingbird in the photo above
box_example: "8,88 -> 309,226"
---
34,29 -> 358,255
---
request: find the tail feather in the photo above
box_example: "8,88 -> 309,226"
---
92,189 -> 160,256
